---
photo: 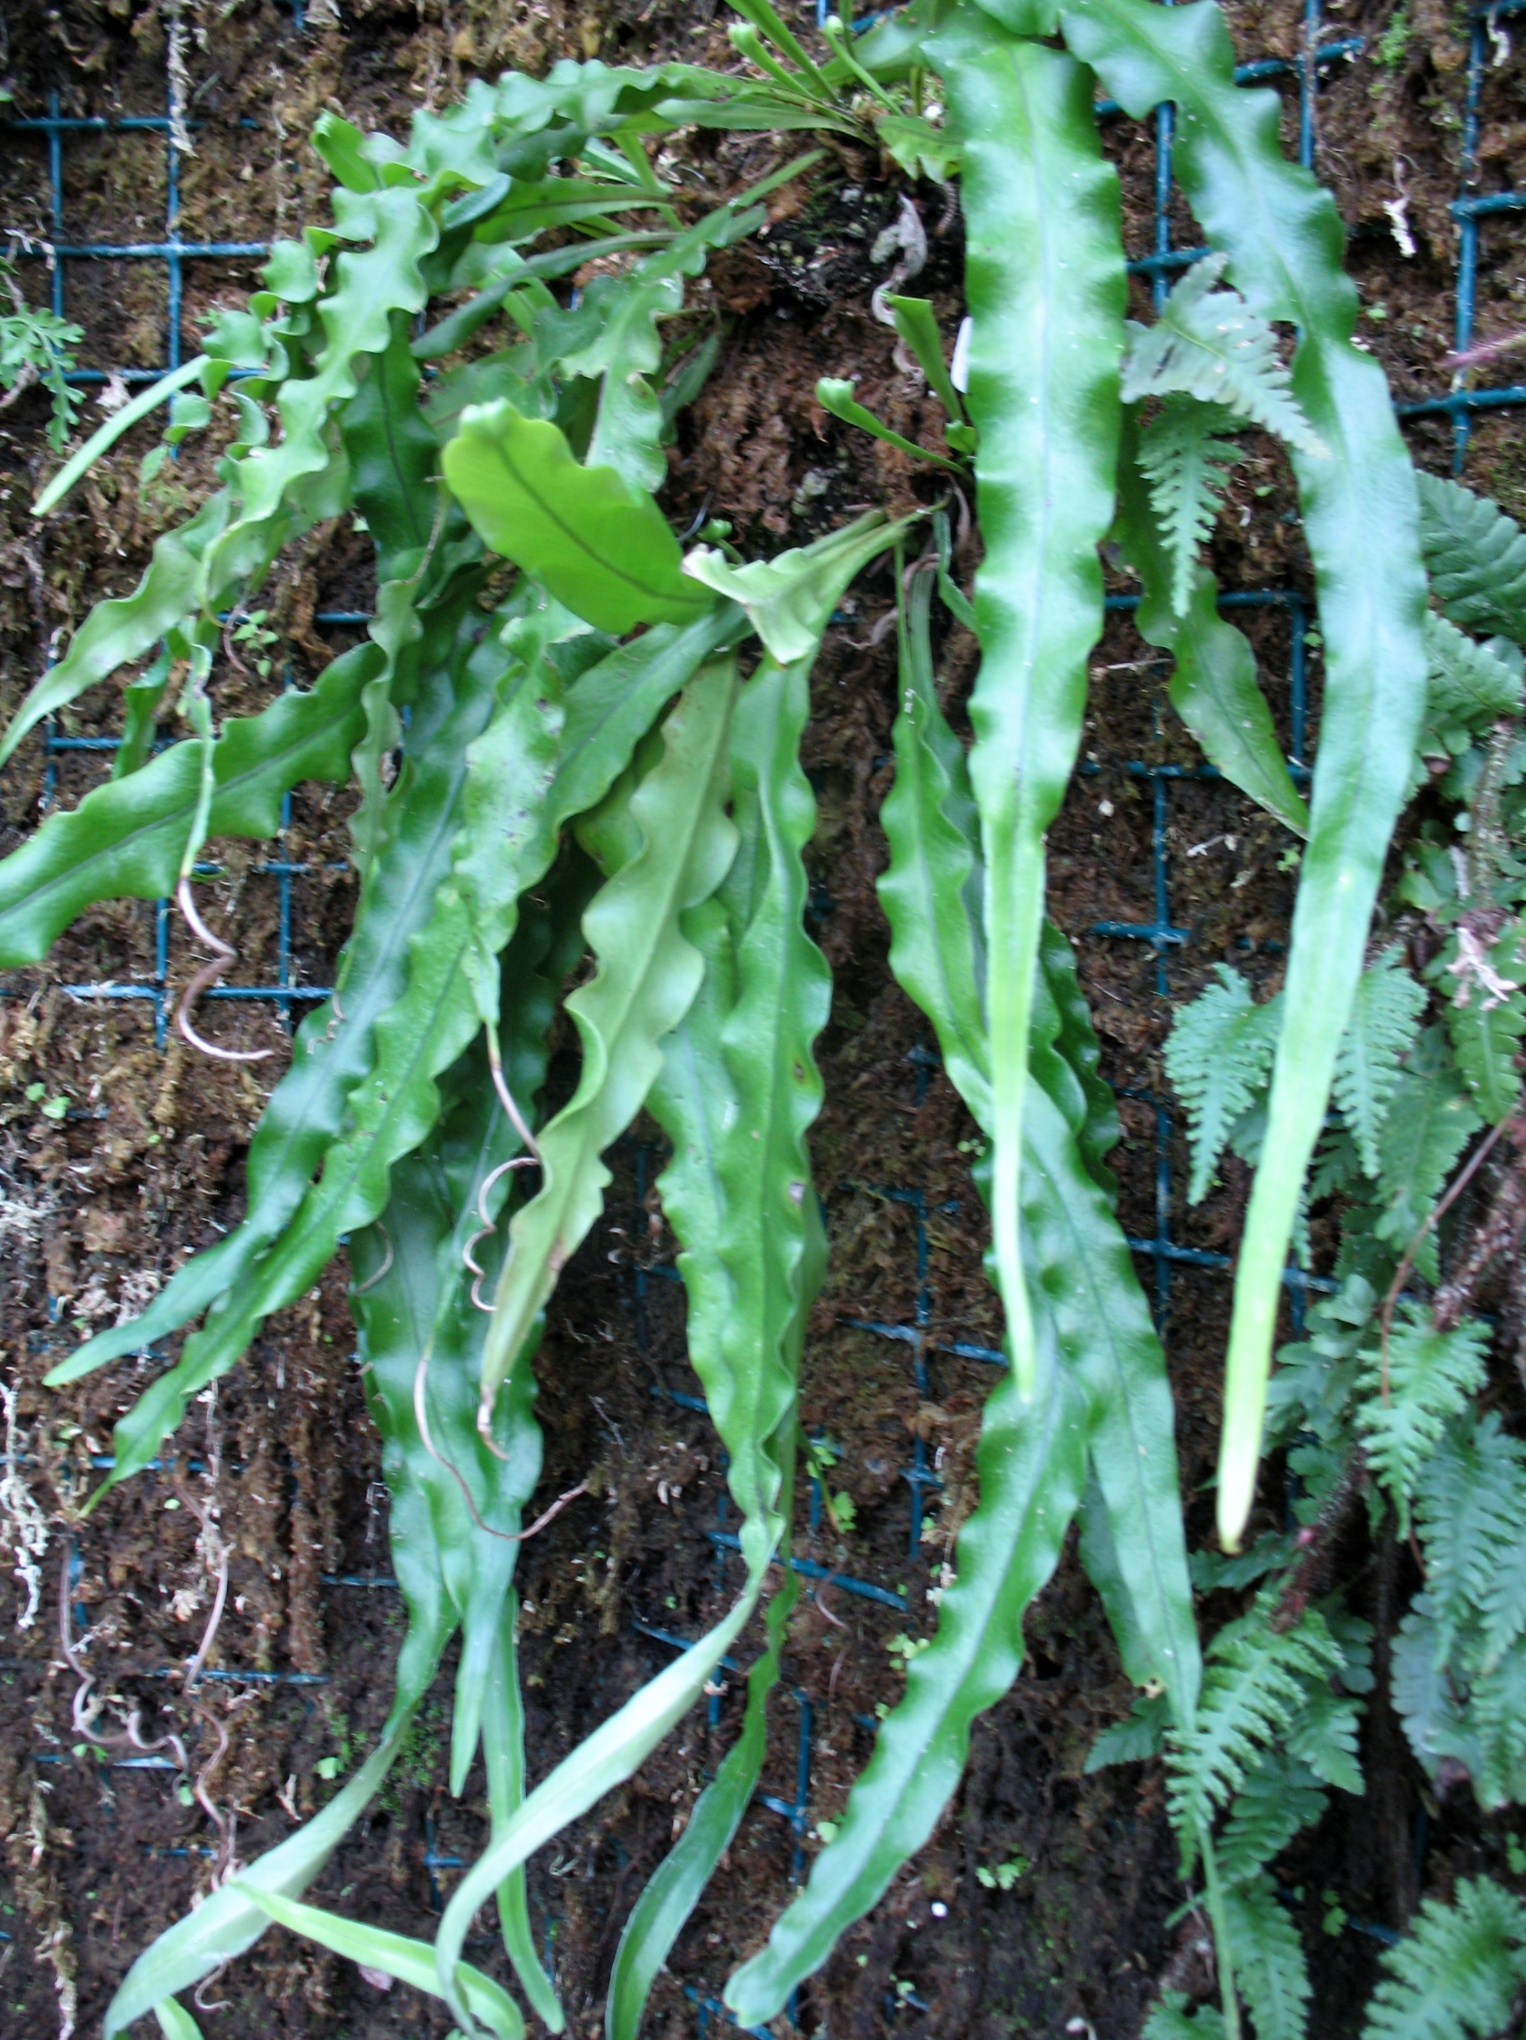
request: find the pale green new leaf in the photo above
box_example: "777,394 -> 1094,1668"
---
815,376 -> 964,472
681,510 -> 904,664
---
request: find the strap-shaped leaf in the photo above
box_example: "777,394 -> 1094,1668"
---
443,402 -> 714,632
238,1890 -> 525,2038
1116,417 -> 1309,836
619,652 -> 831,2013
84,615 -> 726,1486
1062,0 -> 1431,1544
475,658 -> 740,1427
923,21 -> 1126,1399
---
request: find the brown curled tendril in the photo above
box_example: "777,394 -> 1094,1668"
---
175,877 -> 274,1065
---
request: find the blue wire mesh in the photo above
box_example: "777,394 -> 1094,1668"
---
2,0 -> 1523,2024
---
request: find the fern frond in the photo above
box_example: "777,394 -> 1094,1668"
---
1145,1994 -> 1228,2040
1356,1307 -> 1490,1523
1136,396 -> 1242,616
1415,1415 -> 1526,1639
1216,1753 -> 1327,1889
1166,1610 -> 1342,1860
1264,1279 -> 1373,1452
1423,612 -> 1524,755
1373,1046 -> 1483,1279
1085,1690 -> 1171,1772
1224,1873 -> 1311,2040
1166,965 -> 1282,1203
1120,253 -> 1326,457
1446,920 -> 1526,1124
1334,948 -> 1427,1178
1416,472 -> 1526,645
1362,1877 -> 1526,2040
1467,1644 -> 1526,1806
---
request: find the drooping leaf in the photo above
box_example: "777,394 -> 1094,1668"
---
1063,0 -> 1432,1544
923,17 -> 1126,1401
681,510 -> 905,664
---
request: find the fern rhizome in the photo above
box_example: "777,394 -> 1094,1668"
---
0,1 -> 1521,2036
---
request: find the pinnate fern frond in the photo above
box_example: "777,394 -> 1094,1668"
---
1165,1608 -> 1342,1861
1356,1307 -> 1489,1522
1216,1753 -> 1327,1889
1136,396 -> 1242,615
1334,948 -> 1427,1179
1363,1877 -> 1526,2040
1224,1873 -> 1311,2040
1416,472 -> 1526,645
1423,612 -> 1524,753
1415,1416 -> 1526,1640
1145,1995 -> 1228,2039
1166,964 -> 1282,1202
1120,253 -> 1326,458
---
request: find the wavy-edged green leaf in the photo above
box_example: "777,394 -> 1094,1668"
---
1,492 -> 230,767
1416,472 -> 1526,645
0,643 -> 371,976
1121,253 -> 1325,458
1117,419 -> 1309,836
86,614 -> 723,1485
877,563 -> 993,1130
878,558 -> 1198,1727
239,1890 -> 525,2038
724,1307 -> 1090,2026
922,22 -> 1125,1404
476,658 -> 740,1428
443,401 -> 714,632
341,310 -> 441,582
1061,0 -> 1431,1546
681,510 -> 904,665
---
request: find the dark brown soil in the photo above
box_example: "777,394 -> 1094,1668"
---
0,0 -> 1521,2035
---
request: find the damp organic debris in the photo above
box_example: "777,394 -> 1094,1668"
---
1,1 -> 1525,2037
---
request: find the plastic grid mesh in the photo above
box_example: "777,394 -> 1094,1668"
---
2,0 -> 1524,2026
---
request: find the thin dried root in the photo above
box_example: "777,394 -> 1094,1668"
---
486,1033 -> 541,1160
175,878 -> 273,1065
461,1157 -> 538,1311
352,1223 -> 394,1298
413,1352 -> 588,1544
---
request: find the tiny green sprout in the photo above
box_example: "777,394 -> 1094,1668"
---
1506,1834 -> 1526,1877
1321,1888 -> 1348,1938
41,1095 -> 69,1121
315,1755 -> 342,1781
886,1632 -> 930,1662
176,1783 -> 195,1807
24,1082 -> 44,1102
976,1853 -> 1030,1892
815,1818 -> 840,1843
